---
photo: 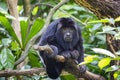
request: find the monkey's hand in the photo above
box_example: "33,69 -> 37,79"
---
70,50 -> 79,59
79,65 -> 87,74
61,51 -> 71,60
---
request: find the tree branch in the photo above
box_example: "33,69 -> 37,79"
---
15,0 -> 69,65
23,0 -> 31,16
0,44 -> 106,80
0,67 -> 105,80
33,45 -> 106,80
0,68 -> 45,77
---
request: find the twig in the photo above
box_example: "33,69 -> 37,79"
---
15,0 -> 69,65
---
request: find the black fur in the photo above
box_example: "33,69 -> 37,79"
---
39,17 -> 85,79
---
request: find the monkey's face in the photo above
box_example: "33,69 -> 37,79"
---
62,27 -> 75,42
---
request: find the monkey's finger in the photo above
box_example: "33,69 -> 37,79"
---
56,55 -> 65,62
33,45 -> 39,50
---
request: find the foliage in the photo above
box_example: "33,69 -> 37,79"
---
0,0 -> 120,80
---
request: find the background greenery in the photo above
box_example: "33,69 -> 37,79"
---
0,0 -> 120,80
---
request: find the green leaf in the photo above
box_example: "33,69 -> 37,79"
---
20,20 -> 28,47
98,57 -> 111,69
90,23 -> 102,31
0,16 -> 21,47
92,48 -> 116,58
88,19 -> 109,24
103,26 -> 116,32
114,71 -> 120,79
11,41 -> 20,51
32,6 -> 39,15
106,65 -> 119,72
0,47 -> 15,69
18,5 -> 23,13
28,49 -> 41,67
107,18 -> 115,24
112,57 -> 120,60
27,18 -> 44,43
61,74 -> 76,80
98,26 -> 116,35
1,38 -> 12,46
83,55 -> 97,64
115,50 -> 120,56
0,62 -> 3,70
114,32 -> 120,40
0,2 -> 8,15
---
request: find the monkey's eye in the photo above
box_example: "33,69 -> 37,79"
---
69,21 -> 74,24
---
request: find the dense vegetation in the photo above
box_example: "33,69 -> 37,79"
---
0,0 -> 120,80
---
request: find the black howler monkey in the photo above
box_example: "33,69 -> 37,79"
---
39,17 -> 86,79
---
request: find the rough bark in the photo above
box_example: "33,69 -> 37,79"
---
6,0 -> 21,42
0,68 -> 45,77
23,0 -> 31,16
74,0 -> 120,19
74,0 -> 120,80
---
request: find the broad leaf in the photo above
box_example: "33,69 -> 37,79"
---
114,71 -> 120,79
98,57 -> 111,69
32,6 -> 38,15
107,18 -> 115,24
11,41 -> 20,51
85,55 -> 97,63
27,18 -> 44,43
114,32 -> 120,40
106,65 -> 119,72
90,23 -> 102,31
1,38 -> 12,46
92,48 -> 116,58
0,16 -> 21,46
28,49 -> 41,67
112,57 -> 120,60
0,62 -> 3,70
116,49 -> 120,55
61,74 -> 76,80
0,47 -> 15,69
102,26 -> 116,33
98,26 -> 116,35
0,2 -> 8,15
20,20 -> 28,47
78,55 -> 97,66
115,16 -> 120,22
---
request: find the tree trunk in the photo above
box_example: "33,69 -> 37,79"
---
6,0 -> 21,42
74,0 -> 120,80
74,0 -> 120,19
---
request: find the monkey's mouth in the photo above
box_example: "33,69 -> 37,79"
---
64,37 -> 72,42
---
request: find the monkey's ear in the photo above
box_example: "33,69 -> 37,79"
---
57,22 -> 62,31
74,24 -> 79,31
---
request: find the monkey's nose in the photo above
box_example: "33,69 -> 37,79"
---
66,33 -> 70,36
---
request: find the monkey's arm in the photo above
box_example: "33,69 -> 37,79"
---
33,45 -> 106,80
33,44 -> 65,62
